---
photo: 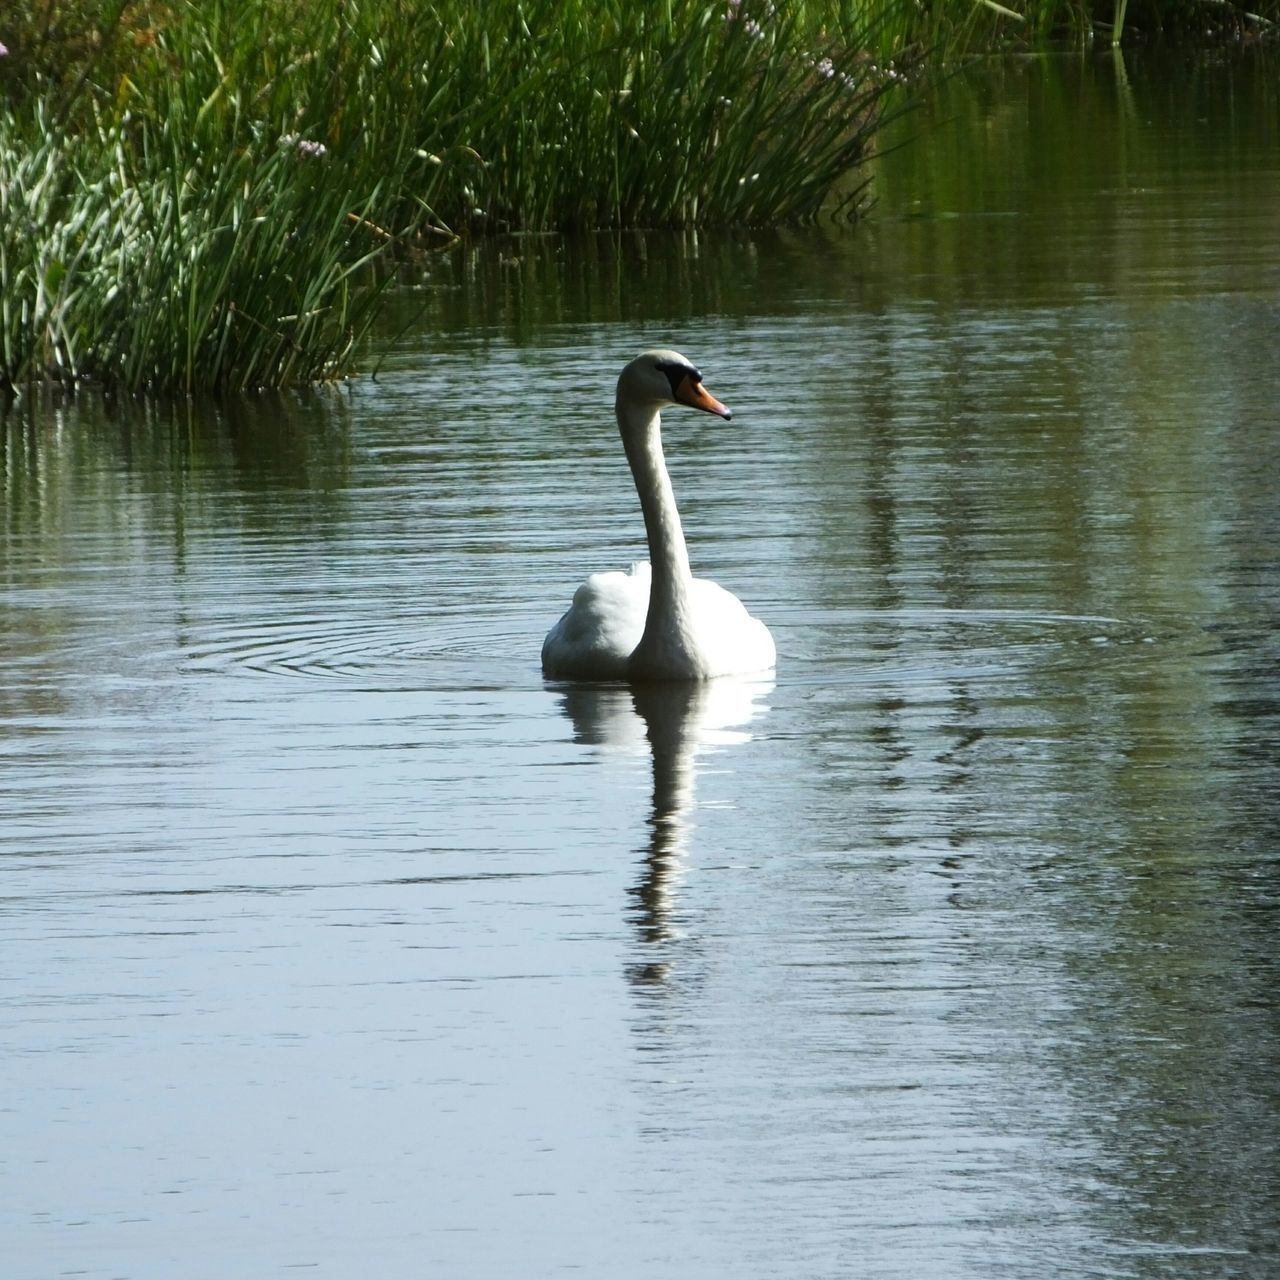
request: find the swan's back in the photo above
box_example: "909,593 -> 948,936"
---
542,563 -> 775,682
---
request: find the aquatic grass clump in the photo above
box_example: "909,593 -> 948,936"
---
0,102 -> 398,393
0,0 -> 917,395
1,0 -> 468,394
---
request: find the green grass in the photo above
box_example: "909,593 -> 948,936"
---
0,0 -> 916,395
0,99 -> 397,392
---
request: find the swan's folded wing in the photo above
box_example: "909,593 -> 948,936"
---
540,563 -> 651,679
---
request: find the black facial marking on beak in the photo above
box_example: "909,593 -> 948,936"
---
656,358 -> 702,402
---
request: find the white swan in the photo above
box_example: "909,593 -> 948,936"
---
541,349 -> 776,682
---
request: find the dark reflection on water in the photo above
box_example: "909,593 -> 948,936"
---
557,679 -> 773,982
3,52 -> 1280,1280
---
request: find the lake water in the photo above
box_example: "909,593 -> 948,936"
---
3,53 -> 1278,1280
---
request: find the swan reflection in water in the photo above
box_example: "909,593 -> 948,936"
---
556,677 -> 773,986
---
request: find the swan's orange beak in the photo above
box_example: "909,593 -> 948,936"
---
674,373 -> 732,420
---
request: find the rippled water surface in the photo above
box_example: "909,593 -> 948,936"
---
4,56 -> 1279,1280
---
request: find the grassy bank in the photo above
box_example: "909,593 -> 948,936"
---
0,0 -> 913,395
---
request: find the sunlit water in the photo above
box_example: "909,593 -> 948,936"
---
4,55 -> 1279,1280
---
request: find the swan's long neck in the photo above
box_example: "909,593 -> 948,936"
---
618,399 -> 697,663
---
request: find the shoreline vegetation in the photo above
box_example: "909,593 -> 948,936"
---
1,1 -> 1275,397
1,0 -> 916,395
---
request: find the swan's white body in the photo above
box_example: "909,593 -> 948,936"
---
542,350 -> 776,682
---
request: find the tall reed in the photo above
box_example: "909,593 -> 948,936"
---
0,0 -> 915,395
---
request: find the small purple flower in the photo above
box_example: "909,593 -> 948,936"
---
0,41 -> 9,57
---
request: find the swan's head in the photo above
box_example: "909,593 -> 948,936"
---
617,349 -> 732,421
